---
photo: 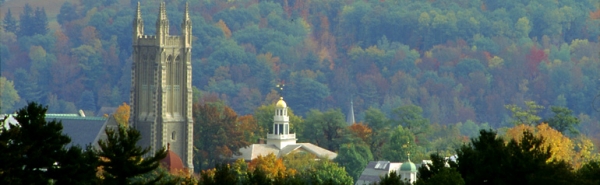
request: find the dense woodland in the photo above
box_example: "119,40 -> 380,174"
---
4,0 -> 600,183
3,102 -> 600,184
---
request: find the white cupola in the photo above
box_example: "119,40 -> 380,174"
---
266,97 -> 297,149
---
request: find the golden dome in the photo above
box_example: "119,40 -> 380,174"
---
276,97 -> 287,108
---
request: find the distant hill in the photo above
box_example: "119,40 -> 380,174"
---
0,0 -> 127,30
1,0 -> 73,30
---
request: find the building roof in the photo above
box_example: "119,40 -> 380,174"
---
234,143 -> 337,161
0,114 -> 18,130
276,97 -> 287,108
161,145 -> 185,174
356,161 -> 402,185
2,113 -> 109,148
50,116 -> 108,148
399,160 -> 418,172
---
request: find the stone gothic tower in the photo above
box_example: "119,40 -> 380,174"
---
130,2 -> 193,171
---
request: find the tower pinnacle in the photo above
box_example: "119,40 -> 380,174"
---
158,2 -> 167,21
156,2 -> 169,38
184,2 -> 189,21
136,2 -> 142,20
133,1 -> 144,39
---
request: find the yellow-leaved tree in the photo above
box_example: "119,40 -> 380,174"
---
247,153 -> 296,179
113,103 -> 130,126
505,123 -> 599,169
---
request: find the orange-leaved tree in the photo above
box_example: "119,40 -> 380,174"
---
348,123 -> 373,145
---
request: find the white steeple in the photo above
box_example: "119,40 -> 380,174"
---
347,99 -> 355,125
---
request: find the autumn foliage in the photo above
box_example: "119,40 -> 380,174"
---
505,123 -> 599,169
348,123 -> 373,145
113,103 -> 130,126
247,154 -> 295,179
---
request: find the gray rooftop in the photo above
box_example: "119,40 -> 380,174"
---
48,116 -> 108,148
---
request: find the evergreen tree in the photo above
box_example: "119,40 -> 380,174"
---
97,125 -> 168,184
13,69 -> 43,104
77,90 -> 96,111
33,7 -> 49,35
17,4 -> 34,37
57,2 -> 78,25
416,154 -> 464,185
49,145 -> 100,185
578,161 -> 600,184
3,8 -> 18,33
456,130 -> 575,185
378,171 -> 410,185
0,102 -> 99,184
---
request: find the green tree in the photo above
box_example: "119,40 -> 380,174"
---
456,130 -> 575,184
578,161 -> 600,184
97,125 -> 168,184
0,77 -> 20,113
505,101 -> 544,125
302,109 -> 347,151
77,90 -> 96,111
286,76 -> 330,116
13,69 -> 43,104
3,9 -> 17,33
457,120 -> 480,138
17,4 -> 34,37
544,106 -> 580,135
335,143 -> 373,181
57,2 -> 79,25
391,105 -> 430,136
52,145 -> 100,184
416,154 -> 464,185
377,171 -> 410,185
33,7 -> 48,36
364,107 -> 391,160
415,167 -> 464,185
301,159 -> 353,185
515,17 -> 532,38
0,102 -> 99,184
382,126 -> 419,162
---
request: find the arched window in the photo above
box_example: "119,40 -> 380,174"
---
172,131 -> 176,140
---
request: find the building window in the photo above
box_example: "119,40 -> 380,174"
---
172,131 -> 176,140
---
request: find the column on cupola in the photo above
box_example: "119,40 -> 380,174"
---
273,97 -> 289,135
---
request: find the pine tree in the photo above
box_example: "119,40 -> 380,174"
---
3,8 -> 18,33
57,2 -> 78,25
0,102 -> 99,184
17,4 -> 34,37
33,7 -> 48,35
97,125 -> 168,184
78,90 -> 96,111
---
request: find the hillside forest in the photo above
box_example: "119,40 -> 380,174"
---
4,0 -> 600,183
3,0 -> 600,134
